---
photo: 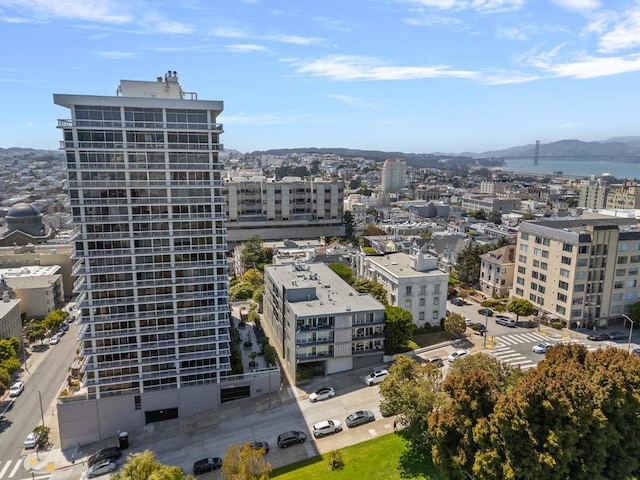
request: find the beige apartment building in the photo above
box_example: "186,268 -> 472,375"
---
479,245 -> 516,298
225,176 -> 345,247
512,216 -> 640,328
606,182 -> 640,210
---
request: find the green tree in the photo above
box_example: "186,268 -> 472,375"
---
627,300 -> 640,324
241,235 -> 265,270
0,357 -> 20,376
0,339 -> 17,362
444,312 -> 466,339
242,268 -> 264,287
383,305 -> 413,354
33,425 -> 51,449
343,211 -> 356,241
328,263 -> 354,285
506,298 -> 535,321
229,282 -> 255,301
0,366 -> 11,392
221,443 -> 271,480
379,355 -> 444,450
27,324 -> 46,345
111,450 -> 190,480
468,209 -> 488,220
351,279 -> 388,305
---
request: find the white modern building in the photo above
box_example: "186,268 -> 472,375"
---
381,158 -> 407,192
354,244 -> 448,326
0,265 -> 64,318
263,262 -> 385,381
53,72 -> 236,447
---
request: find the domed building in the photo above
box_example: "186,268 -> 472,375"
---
0,202 -> 55,247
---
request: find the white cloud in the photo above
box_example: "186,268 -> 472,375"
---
545,54 -> 640,78
210,26 -> 250,39
326,94 -> 375,107
404,14 -> 466,27
0,0 -> 132,23
551,0 -> 600,11
264,33 -> 323,45
400,0 -> 524,13
287,55 -> 479,81
225,44 -> 268,53
98,50 -> 136,59
598,7 -> 640,53
497,26 -> 528,40
559,122 -> 577,128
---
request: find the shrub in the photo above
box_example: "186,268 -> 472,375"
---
296,366 -> 314,382
259,337 -> 277,366
406,340 -> 419,351
327,450 -> 344,471
551,321 -> 563,330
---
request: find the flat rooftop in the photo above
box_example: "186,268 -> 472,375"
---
266,262 -> 384,317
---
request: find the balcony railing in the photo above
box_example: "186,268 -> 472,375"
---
57,119 -> 223,132
60,141 -> 223,151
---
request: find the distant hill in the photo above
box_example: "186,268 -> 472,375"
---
474,138 -> 640,162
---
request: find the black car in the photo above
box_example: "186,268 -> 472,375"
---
192,457 -> 222,475
471,323 -> 487,335
587,333 -> 610,341
277,431 -> 306,448
250,441 -> 269,454
478,307 -> 493,317
87,447 -> 121,467
451,297 -> 466,306
345,410 -> 375,428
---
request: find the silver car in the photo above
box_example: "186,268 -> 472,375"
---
87,460 -> 117,478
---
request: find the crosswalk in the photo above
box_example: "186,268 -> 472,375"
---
0,459 -> 44,480
495,331 -> 550,346
488,346 -> 536,370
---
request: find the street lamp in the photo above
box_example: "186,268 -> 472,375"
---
483,312 -> 489,348
622,314 -> 635,353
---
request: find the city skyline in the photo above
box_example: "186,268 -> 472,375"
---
1,0 -> 639,154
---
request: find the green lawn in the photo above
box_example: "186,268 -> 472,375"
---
271,432 -> 445,480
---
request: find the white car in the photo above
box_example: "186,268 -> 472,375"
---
532,342 -> 553,354
9,381 -> 24,397
312,419 -> 342,438
364,369 -> 388,386
87,460 -> 117,478
447,349 -> 470,363
308,387 -> 335,403
465,318 -> 474,326
23,432 -> 39,449
49,334 -> 60,345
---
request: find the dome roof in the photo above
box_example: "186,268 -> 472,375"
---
7,202 -> 41,218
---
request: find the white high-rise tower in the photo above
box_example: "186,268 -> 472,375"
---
54,72 -> 231,441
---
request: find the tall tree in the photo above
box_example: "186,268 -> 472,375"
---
111,451 -> 189,480
328,262 -> 354,285
444,312 -> 466,339
351,279 -> 388,305
379,355 -> 444,450
222,443 -> 271,480
506,299 -> 535,321
343,210 -> 356,241
383,305 -> 413,354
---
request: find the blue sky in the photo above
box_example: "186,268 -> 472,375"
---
1,0 -> 639,154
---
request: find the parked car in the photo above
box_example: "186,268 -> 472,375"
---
87,447 -> 122,467
345,410 -> 375,428
471,323 -> 487,335
249,441 -> 269,454
632,348 -> 640,357
49,334 -> 60,345
607,330 -> 627,340
587,333 -> 610,341
364,369 -> 388,386
465,318 -> 474,326
478,307 -> 493,317
23,432 -> 40,449
312,419 -> 342,438
309,387 -> 335,402
87,461 -> 117,478
427,357 -> 444,368
192,457 -> 222,475
495,315 -> 516,327
277,431 -> 306,448
451,297 -> 466,306
532,342 -> 553,354
447,349 -> 469,363
9,381 -> 24,397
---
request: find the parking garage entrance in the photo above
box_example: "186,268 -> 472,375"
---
145,407 -> 179,424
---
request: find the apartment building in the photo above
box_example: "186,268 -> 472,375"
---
54,72 -> 234,446
512,217 -> 640,328
225,175 -> 345,247
578,178 -> 610,209
0,265 -> 64,318
461,195 -> 521,214
381,158 -> 407,192
479,245 -> 516,298
0,291 -> 23,346
606,182 -> 640,210
354,244 -> 448,326
263,262 -> 385,381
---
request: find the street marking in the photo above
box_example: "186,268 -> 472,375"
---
8,460 -> 21,478
0,461 -> 12,478
368,428 -> 378,436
